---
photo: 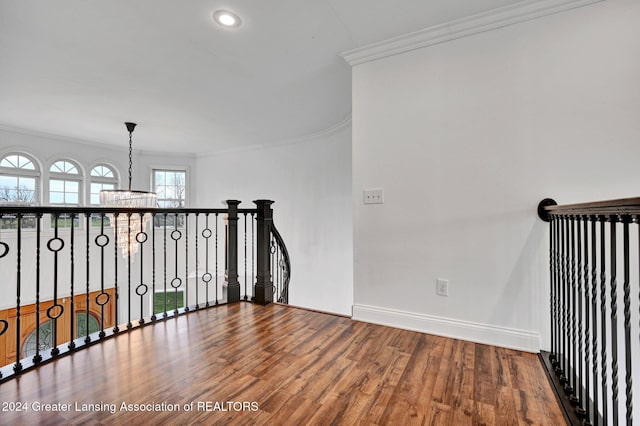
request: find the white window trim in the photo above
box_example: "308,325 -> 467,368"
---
48,159 -> 84,207
150,165 -> 190,208
0,151 -> 41,206
88,163 -> 119,206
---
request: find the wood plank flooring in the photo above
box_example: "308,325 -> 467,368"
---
0,303 -> 566,425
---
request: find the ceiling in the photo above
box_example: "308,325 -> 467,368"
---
0,0 -> 521,154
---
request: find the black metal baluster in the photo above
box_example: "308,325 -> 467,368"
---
637,216 -> 640,424
280,244 -> 285,302
215,213 -> 219,305
126,213 -> 132,329
96,214 -> 108,339
550,216 -> 556,365
583,216 -> 591,425
151,213 -> 157,322
49,213 -> 63,357
622,215 -> 632,426
560,216 -> 568,384
637,215 -> 640,426
274,235 -> 279,302
195,213 -> 199,309
569,216 -> 578,400
574,216 -> 585,416
172,213 -> 181,314
552,217 -> 562,372
33,214 -> 42,363
14,213 -> 23,373
185,213 -> 189,312
163,213 -> 167,317
610,215 -> 619,426
113,213 -> 119,334
137,213 -> 148,324
244,213 -> 248,301
270,235 -> 275,301
85,213 -> 91,343
600,217 -> 608,424
278,244 -> 282,302
557,216 -> 564,376
0,217 -> 9,378
252,212 -> 255,301
557,216 -> 564,380
204,213 -> 211,307
68,213 -> 75,349
591,217 -> 599,426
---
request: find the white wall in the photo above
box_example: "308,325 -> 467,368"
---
194,124 -> 353,316
352,0 -> 640,351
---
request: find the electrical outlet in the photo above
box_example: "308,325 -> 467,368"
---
436,279 -> 449,297
363,189 -> 384,204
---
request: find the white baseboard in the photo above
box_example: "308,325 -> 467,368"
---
352,304 -> 540,353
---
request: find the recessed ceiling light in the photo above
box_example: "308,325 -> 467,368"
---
212,10 -> 242,28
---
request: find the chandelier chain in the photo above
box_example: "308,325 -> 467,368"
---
128,130 -> 133,191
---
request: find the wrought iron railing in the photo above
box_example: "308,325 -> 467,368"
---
538,197 -> 640,426
271,224 -> 290,304
0,199 -> 289,383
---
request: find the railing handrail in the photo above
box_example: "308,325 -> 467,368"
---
538,196 -> 640,221
0,206 -> 258,215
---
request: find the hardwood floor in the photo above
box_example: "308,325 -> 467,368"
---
0,303 -> 565,425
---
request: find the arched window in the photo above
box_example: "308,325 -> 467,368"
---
23,313 -> 100,358
0,153 -> 40,229
0,153 -> 39,205
49,160 -> 81,205
89,164 -> 118,205
23,320 -> 53,358
49,159 -> 82,228
75,312 -> 101,338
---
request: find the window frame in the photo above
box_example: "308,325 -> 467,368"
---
151,167 -> 188,209
48,159 -> 83,207
48,159 -> 84,229
151,167 -> 189,229
88,163 -> 119,206
0,152 -> 41,206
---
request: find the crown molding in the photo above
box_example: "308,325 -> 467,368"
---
0,117 -> 350,160
0,122 -> 123,151
198,114 -> 352,158
340,0 -> 605,66
0,122 -> 196,158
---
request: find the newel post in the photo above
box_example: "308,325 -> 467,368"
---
225,200 -> 241,303
254,200 -> 274,305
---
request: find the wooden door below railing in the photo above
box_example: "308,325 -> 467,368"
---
0,288 -> 115,366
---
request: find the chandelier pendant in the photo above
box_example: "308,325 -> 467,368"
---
100,122 -> 157,257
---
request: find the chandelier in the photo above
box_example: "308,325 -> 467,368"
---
100,122 -> 157,257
